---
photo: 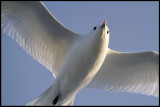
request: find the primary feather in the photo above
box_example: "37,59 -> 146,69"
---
87,49 -> 159,97
1,1 -> 80,77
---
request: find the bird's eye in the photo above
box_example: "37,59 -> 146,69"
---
93,27 -> 96,30
107,30 -> 109,34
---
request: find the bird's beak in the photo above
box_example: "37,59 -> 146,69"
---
100,20 -> 107,29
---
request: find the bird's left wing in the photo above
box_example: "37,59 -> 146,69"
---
1,1 -> 80,77
87,49 -> 159,97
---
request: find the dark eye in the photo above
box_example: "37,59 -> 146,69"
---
107,30 -> 109,34
93,27 -> 96,30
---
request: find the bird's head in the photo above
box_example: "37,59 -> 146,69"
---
88,20 -> 109,39
87,20 -> 110,46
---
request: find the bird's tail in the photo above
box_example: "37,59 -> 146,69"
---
26,85 -> 54,106
26,84 -> 75,106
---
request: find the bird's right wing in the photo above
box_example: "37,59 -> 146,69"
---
1,1 -> 80,77
87,49 -> 159,97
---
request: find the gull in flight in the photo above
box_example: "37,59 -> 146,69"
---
1,1 -> 159,106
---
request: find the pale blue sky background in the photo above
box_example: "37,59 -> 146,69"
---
1,1 -> 159,106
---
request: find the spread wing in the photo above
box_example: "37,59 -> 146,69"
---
1,1 -> 80,77
87,49 -> 159,97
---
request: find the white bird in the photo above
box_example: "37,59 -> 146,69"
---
1,1 -> 159,106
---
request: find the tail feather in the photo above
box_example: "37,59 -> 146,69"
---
26,84 -> 75,106
56,96 -> 75,106
26,85 -> 54,106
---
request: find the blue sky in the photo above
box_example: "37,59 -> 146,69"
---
1,1 -> 159,106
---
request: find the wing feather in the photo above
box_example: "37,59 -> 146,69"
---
1,1 -> 80,77
87,49 -> 159,97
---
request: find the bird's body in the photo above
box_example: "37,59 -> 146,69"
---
27,21 -> 109,106
1,1 -> 159,106
57,26 -> 108,105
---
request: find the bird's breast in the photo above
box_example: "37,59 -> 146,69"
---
56,36 -> 108,96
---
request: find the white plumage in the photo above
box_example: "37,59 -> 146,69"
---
1,1 -> 159,106
2,1 -> 80,77
87,49 -> 159,97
